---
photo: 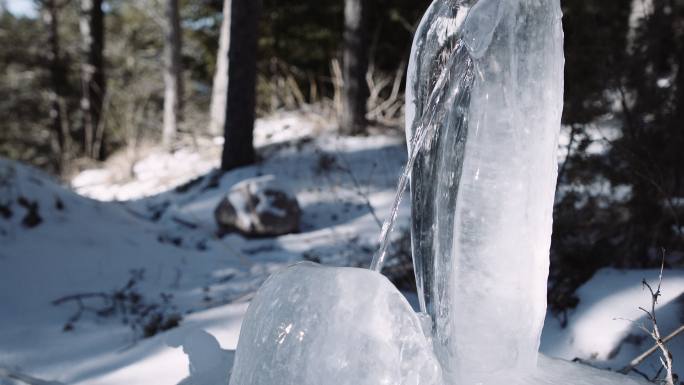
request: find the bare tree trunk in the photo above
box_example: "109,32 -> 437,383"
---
673,37 -> 684,195
162,0 -> 183,150
220,0 -> 260,171
79,0 -> 106,160
340,0 -> 370,135
208,0 -> 231,137
42,0 -> 68,171
675,40 -> 684,122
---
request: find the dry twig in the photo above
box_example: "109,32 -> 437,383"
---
0,366 -> 64,385
619,258 -> 679,385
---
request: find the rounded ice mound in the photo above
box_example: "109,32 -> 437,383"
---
229,262 -> 443,385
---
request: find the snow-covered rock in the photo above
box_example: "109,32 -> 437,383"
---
229,262 -> 443,385
214,175 -> 301,237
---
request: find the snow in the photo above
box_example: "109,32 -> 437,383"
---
0,110 -> 680,384
527,355 -> 650,385
71,144 -> 220,202
0,111 -> 409,384
71,111 -> 326,202
167,329 -> 236,385
541,268 -> 684,377
244,175 -> 293,218
0,156 -> 250,384
557,116 -> 623,164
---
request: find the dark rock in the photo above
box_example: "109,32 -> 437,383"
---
214,175 -> 300,237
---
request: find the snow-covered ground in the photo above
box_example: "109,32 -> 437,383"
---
1,111 -> 682,384
543,269 -> 684,377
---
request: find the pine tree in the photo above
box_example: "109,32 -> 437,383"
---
220,0 -> 261,171
162,0 -> 183,149
208,0 -> 231,137
42,0 -> 68,170
79,0 -> 106,160
340,0 -> 370,135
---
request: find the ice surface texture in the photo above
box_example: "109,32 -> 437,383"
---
229,263 -> 443,385
406,0 -> 564,383
228,263 -> 648,385
405,0 -> 472,325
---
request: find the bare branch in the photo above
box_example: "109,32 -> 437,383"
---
0,366 -> 65,385
619,254 -> 677,385
621,324 -> 684,375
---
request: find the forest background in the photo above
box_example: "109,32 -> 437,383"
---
0,0 -> 683,317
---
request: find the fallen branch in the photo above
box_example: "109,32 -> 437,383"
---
51,292 -> 109,306
51,270 -> 182,338
0,366 -> 65,385
620,324 -> 684,376
335,156 -> 382,229
171,216 -> 198,229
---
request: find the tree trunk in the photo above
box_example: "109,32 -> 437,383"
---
162,0 -> 183,150
220,0 -> 260,171
673,34 -> 684,195
79,0 -> 106,160
208,0 -> 231,137
42,0 -> 68,171
340,0 -> 370,135
674,30 -> 684,123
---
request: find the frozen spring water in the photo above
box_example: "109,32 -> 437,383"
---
228,0 -> 650,384
405,0 -> 564,382
228,263 -> 442,385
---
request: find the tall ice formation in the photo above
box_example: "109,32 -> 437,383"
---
405,0 -> 564,383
